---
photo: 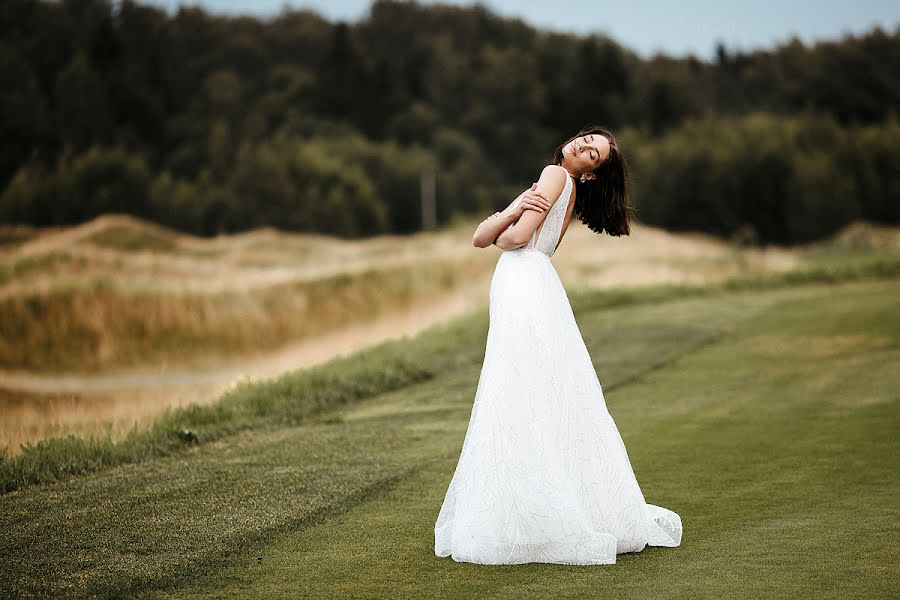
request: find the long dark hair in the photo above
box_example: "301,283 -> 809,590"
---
552,125 -> 634,236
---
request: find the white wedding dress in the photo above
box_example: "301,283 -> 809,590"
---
434,171 -> 682,565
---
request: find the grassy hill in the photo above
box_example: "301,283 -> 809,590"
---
0,214 -> 497,373
0,262 -> 897,598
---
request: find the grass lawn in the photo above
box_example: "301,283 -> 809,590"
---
1,277 -> 897,599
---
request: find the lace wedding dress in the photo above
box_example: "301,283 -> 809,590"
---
434,170 -> 682,565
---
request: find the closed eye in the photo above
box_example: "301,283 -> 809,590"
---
586,135 -> 597,161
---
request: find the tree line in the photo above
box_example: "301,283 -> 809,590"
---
1,0 -> 898,243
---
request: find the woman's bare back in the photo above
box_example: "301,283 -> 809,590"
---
531,174 -> 576,253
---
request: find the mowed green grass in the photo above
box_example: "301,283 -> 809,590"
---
1,278 -> 897,599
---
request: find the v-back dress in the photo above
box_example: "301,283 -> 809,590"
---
433,169 -> 683,565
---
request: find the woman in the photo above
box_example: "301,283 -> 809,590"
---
434,125 -> 683,565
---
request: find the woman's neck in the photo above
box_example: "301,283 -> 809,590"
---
555,161 -> 576,178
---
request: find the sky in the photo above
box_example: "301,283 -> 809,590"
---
141,0 -> 900,60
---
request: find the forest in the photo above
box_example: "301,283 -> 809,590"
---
1,0 -> 898,243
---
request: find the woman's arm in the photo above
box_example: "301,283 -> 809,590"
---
494,165 -> 567,249
472,207 -> 519,248
472,183 -> 551,248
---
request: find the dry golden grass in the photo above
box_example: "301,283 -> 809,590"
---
553,217 -> 799,288
0,215 -> 498,372
0,213 -> 896,452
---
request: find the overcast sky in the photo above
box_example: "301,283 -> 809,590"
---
142,0 -> 900,60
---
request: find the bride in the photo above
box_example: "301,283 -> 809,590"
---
433,125 -> 683,565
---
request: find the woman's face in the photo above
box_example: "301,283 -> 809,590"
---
561,133 -> 611,178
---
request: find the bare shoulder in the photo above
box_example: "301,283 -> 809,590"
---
536,164 -> 568,203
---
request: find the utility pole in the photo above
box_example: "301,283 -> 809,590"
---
420,165 -> 436,230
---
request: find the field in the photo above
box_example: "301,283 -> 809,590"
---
0,213 -> 814,451
0,256 -> 897,598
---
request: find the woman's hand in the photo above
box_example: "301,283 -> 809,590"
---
511,183 -> 551,218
